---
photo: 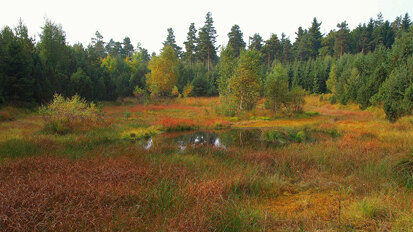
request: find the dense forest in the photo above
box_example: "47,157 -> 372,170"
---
1,12 -> 412,121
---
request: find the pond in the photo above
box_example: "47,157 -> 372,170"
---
135,125 -> 340,152
142,128 -> 284,151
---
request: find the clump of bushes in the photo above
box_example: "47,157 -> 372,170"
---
264,128 -> 307,144
123,111 -> 132,119
182,83 -> 194,98
40,94 -> 101,134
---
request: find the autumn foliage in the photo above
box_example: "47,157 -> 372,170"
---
146,45 -> 179,97
40,94 -> 101,134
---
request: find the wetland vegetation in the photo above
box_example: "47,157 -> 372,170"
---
1,96 -> 413,231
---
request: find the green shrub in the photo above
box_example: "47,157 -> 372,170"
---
123,111 -> 132,119
265,130 -> 288,144
133,86 -> 145,97
171,86 -> 180,97
40,94 -> 101,134
295,131 -> 305,142
264,128 -> 306,144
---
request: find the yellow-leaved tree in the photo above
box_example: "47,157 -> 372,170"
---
100,54 -> 116,74
228,50 -> 262,111
146,45 -> 179,97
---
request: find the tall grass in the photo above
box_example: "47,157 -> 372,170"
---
159,117 -> 197,132
0,138 -> 41,159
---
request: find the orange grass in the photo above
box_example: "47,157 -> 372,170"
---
0,156 -> 150,231
158,117 -> 197,131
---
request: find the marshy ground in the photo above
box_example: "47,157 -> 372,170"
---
1,96 -> 413,231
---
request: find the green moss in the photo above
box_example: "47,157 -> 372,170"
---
249,116 -> 272,121
122,126 -> 160,141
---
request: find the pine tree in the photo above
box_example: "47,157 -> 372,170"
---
227,24 -> 246,58
122,37 -> 134,58
105,39 -> 118,56
293,27 -> 311,61
335,21 -> 350,57
401,13 -> 411,32
163,28 -> 182,57
1,28 -> 27,102
280,33 -> 293,63
319,30 -> 335,56
90,31 -> 106,59
197,12 -> 217,72
183,23 -> 197,65
382,21 -> 395,48
308,17 -> 323,58
263,34 -> 281,67
38,19 -> 73,95
248,33 -> 263,51
359,24 -> 371,54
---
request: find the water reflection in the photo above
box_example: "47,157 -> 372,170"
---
144,129 -> 273,151
144,138 -> 153,150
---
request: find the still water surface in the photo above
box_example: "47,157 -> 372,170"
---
143,129 -> 279,151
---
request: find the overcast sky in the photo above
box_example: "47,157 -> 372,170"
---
2,0 -> 412,54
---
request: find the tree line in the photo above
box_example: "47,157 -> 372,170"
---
0,12 -> 412,120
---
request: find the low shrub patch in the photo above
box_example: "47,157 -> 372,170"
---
264,128 -> 307,144
40,94 -> 102,134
